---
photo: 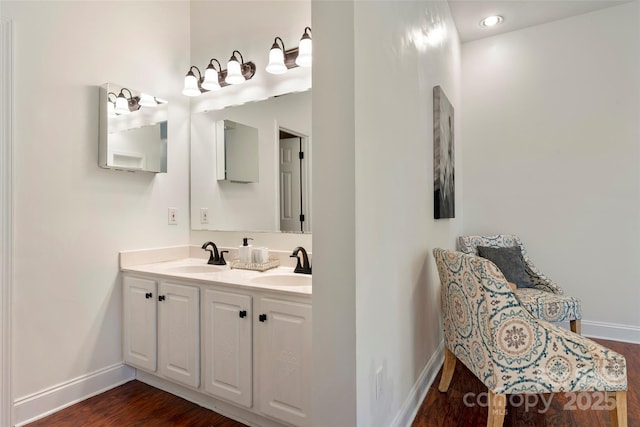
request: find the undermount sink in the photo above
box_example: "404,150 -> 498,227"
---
250,273 -> 312,287
163,264 -> 225,274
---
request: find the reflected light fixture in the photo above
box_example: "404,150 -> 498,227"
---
114,88 -> 140,115
295,27 -> 312,67
480,15 -> 504,28
266,37 -> 288,74
266,27 -> 312,75
107,92 -> 118,118
139,93 -> 159,107
182,52 -> 256,96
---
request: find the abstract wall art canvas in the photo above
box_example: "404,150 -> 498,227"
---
433,85 -> 455,219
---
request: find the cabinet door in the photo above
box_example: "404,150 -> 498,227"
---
258,298 -> 312,427
158,282 -> 200,388
123,276 -> 157,372
203,289 -> 252,407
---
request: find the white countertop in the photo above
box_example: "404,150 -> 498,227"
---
121,257 -> 312,296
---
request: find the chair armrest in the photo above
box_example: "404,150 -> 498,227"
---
492,317 -> 627,395
523,258 -> 563,294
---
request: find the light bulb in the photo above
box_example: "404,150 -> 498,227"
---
225,58 -> 245,85
182,71 -> 201,97
107,101 -> 116,118
202,66 -> 221,91
266,45 -> 287,75
480,15 -> 503,28
296,30 -> 312,67
114,94 -> 130,114
139,93 -> 157,107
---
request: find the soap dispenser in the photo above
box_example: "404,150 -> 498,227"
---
239,237 -> 254,263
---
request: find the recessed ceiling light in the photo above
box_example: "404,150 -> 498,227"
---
479,15 -> 504,28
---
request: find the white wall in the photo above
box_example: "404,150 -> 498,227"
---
311,1 -> 357,425
2,0 -> 190,421
312,1 -> 463,425
462,3 -> 640,340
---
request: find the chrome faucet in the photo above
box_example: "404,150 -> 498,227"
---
290,246 -> 312,274
202,241 -> 229,265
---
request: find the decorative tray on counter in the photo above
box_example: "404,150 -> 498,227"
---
229,258 -> 280,272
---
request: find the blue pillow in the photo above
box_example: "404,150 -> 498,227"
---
477,246 -> 533,288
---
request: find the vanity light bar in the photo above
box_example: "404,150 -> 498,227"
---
182,50 -> 256,97
107,88 -> 164,116
266,27 -> 312,75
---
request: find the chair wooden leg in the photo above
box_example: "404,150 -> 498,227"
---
570,319 -> 581,334
438,347 -> 456,392
609,390 -> 628,427
487,390 -> 506,427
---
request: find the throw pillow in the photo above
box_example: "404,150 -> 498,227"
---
477,245 -> 533,288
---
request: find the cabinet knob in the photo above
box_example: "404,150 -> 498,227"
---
158,295 -> 166,302
239,310 -> 247,318
259,314 -> 267,322
145,292 -> 152,299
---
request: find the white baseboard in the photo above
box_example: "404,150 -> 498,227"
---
13,363 -> 135,426
581,319 -> 640,344
390,340 -> 444,427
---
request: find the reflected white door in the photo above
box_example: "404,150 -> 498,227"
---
280,137 -> 302,232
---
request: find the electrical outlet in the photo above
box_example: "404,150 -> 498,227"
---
375,366 -> 383,400
168,207 -> 178,225
200,208 -> 209,224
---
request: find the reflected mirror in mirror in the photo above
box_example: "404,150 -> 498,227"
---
191,90 -> 311,233
99,82 -> 168,173
216,120 -> 259,183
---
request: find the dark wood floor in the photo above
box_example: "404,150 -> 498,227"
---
25,380 -> 248,427
27,338 -> 638,427
412,338 -> 640,427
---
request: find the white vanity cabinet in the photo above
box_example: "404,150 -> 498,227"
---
123,276 -> 200,389
202,289 -> 253,407
256,297 -> 312,427
123,276 -> 157,372
122,268 -> 312,427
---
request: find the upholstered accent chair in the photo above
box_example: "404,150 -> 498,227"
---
433,248 -> 628,427
458,234 -> 582,334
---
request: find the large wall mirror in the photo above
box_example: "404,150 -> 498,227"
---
190,90 -> 311,233
98,82 -> 168,173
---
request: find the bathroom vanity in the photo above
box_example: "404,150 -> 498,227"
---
120,251 -> 311,427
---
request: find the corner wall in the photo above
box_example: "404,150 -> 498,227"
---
312,1 -> 463,425
2,1 -> 191,424
461,3 -> 640,341
353,1 -> 462,425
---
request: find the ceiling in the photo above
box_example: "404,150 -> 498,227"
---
449,0 -> 634,43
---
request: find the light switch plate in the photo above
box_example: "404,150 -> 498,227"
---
200,208 -> 209,224
168,207 -> 178,225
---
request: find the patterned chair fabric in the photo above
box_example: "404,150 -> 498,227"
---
457,234 -> 582,325
433,249 -> 627,426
